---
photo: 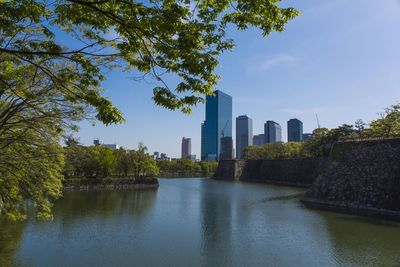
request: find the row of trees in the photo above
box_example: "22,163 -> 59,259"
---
244,104 -> 400,160
156,159 -> 218,177
64,141 -> 159,179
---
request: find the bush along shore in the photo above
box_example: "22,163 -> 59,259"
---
156,160 -> 218,178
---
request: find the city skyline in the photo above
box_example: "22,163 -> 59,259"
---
74,0 -> 400,158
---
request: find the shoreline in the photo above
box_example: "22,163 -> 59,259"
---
62,177 -> 159,191
301,198 -> 400,221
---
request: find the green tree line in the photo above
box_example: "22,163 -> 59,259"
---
64,141 -> 159,179
244,104 -> 400,160
156,159 -> 218,177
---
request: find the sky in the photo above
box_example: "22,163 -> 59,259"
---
76,0 -> 400,158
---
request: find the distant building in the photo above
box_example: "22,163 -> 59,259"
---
236,115 -> 253,159
93,139 -> 101,146
153,152 -> 160,160
187,155 -> 196,161
201,90 -> 232,161
220,136 -> 233,160
201,122 -> 206,161
93,139 -> 120,150
101,144 -> 120,150
160,153 -> 169,161
303,133 -> 314,141
181,137 -> 191,159
287,118 -> 304,142
264,121 -> 282,143
253,134 -> 265,146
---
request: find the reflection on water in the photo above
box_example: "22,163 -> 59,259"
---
0,219 -> 26,267
0,179 -> 400,267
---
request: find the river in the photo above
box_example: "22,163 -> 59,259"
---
1,178 -> 400,267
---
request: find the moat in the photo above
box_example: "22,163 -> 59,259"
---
1,178 -> 400,267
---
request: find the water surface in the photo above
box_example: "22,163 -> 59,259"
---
1,178 -> 400,267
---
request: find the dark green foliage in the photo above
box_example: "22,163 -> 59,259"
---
244,142 -> 308,160
64,142 -> 159,179
157,159 -> 218,176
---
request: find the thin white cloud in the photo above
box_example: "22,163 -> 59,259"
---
250,54 -> 298,72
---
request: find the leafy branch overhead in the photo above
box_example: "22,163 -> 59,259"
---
0,0 -> 298,220
0,0 -> 299,118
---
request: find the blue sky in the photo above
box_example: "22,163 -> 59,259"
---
76,0 -> 400,158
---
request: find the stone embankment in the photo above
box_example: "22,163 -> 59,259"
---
302,139 -> 400,220
214,158 -> 325,187
214,138 -> 400,220
63,177 -> 159,191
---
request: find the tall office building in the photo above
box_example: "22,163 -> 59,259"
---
181,137 -> 191,159
201,122 -> 206,161
201,90 -> 232,161
220,136 -> 233,160
253,134 -> 265,146
236,115 -> 253,159
264,121 -> 282,143
287,119 -> 304,142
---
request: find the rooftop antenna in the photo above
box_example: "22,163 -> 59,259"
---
315,114 -> 321,129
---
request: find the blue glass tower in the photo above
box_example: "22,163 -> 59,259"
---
236,115 -> 253,159
264,121 -> 282,143
287,118 -> 304,142
202,90 -> 232,161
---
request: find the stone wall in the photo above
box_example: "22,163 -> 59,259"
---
214,138 -> 400,220
214,158 -> 325,187
302,139 -> 400,220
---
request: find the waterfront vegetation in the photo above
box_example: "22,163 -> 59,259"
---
244,104 -> 400,160
64,141 -> 159,180
157,160 -> 218,177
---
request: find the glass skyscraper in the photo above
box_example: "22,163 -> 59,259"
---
201,122 -> 206,161
264,121 -> 282,143
201,90 -> 232,161
236,115 -> 253,159
287,118 -> 304,142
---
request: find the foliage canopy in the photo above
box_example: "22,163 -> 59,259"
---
0,0 -> 299,114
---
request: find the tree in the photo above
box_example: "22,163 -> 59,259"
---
0,0 -> 298,220
114,147 -> 130,177
0,0 -> 298,113
370,104 -> 400,137
354,119 -> 367,138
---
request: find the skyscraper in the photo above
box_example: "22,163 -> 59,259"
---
202,90 -> 232,161
201,122 -> 206,161
253,134 -> 265,146
181,137 -> 191,159
264,121 -> 282,143
220,136 -> 233,160
287,119 -> 304,142
236,115 -> 253,159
